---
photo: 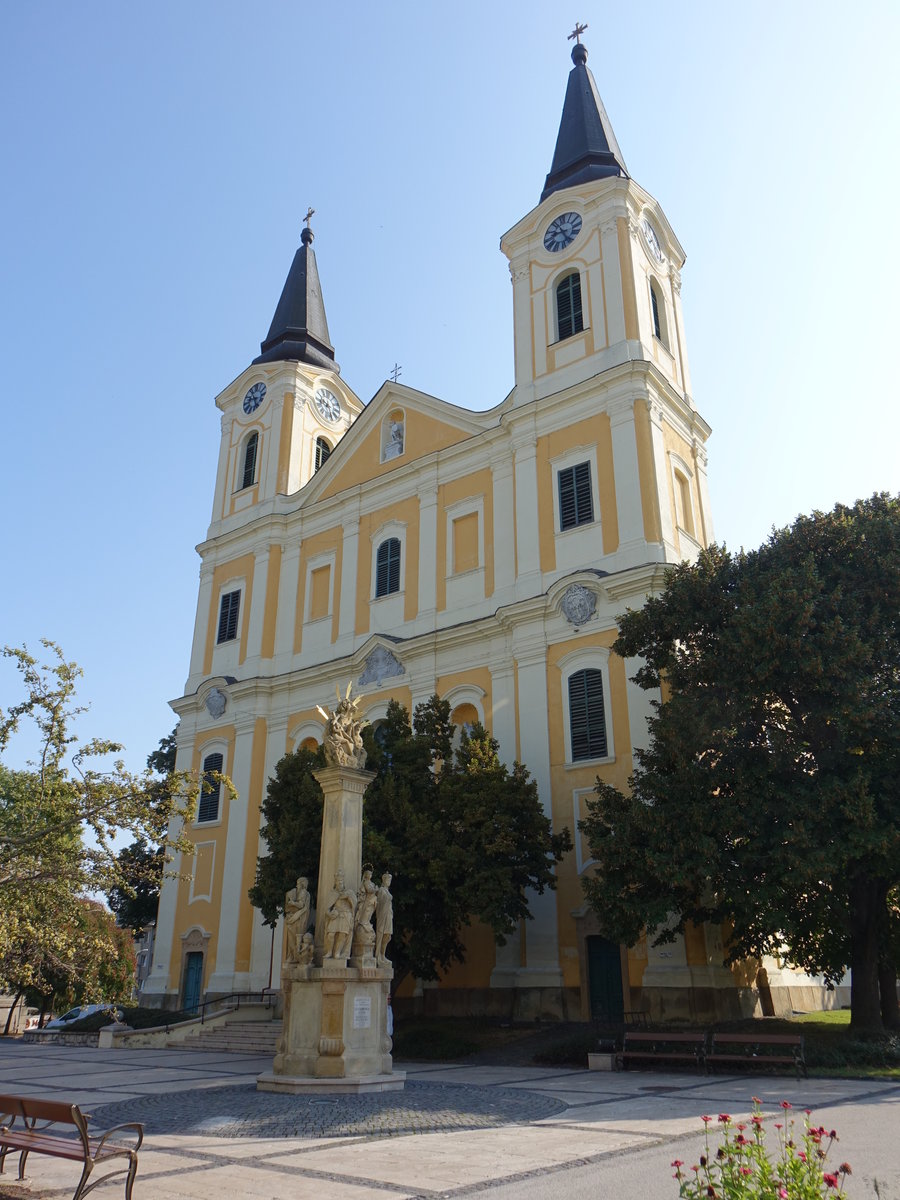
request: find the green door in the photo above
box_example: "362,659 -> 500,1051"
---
587,936 -> 624,1022
182,952 -> 203,1014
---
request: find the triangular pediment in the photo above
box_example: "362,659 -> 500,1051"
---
300,381 -> 497,504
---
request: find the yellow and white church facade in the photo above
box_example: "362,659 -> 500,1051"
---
145,37 -> 770,1022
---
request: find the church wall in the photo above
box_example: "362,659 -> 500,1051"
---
260,544 -> 282,660
202,553 -> 256,675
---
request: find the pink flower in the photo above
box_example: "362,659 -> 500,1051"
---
671,1160 -> 683,1168
751,1096 -> 762,1105
774,1123 -> 783,1130
701,1115 -> 712,1124
797,1151 -> 806,1161
778,1190 -> 788,1199
740,1167 -> 751,1176
781,1100 -> 792,1110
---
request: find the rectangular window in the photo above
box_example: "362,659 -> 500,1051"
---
375,538 -> 401,598
309,565 -> 331,621
558,462 -> 593,531
198,753 -> 223,823
452,512 -> 479,574
568,669 -> 608,761
216,590 -> 241,643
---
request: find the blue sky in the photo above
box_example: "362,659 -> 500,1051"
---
2,1 -> 898,772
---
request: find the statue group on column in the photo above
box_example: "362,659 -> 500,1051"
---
283,867 -> 392,967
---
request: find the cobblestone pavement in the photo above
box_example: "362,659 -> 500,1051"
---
91,1079 -> 566,1138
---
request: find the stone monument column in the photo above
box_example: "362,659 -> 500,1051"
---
257,685 -> 404,1095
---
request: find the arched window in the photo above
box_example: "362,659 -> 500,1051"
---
241,432 -> 258,489
674,469 -> 694,537
375,537 -> 401,597
314,436 -> 332,472
649,279 -> 668,347
198,752 -> 223,823
556,272 -> 583,341
568,668 -> 607,761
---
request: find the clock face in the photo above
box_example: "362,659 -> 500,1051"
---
641,218 -> 664,263
242,381 -> 266,414
543,212 -> 583,253
314,387 -> 341,423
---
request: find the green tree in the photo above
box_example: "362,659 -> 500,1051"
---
250,696 -> 571,985
0,643 -> 198,1001
106,726 -> 180,934
579,495 -> 900,1034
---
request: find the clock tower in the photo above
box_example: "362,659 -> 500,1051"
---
500,34 -> 711,567
207,218 -> 363,531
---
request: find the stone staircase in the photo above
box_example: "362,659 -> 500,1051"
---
179,1017 -> 282,1055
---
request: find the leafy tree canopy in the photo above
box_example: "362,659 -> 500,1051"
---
0,644 -> 198,1000
250,696 -> 571,985
579,494 -> 900,1033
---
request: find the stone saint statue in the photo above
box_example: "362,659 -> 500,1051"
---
352,868 -> 378,955
375,871 -> 393,965
283,876 -> 311,963
296,932 -> 314,966
383,420 -> 404,460
322,870 -> 357,960
316,684 -> 368,769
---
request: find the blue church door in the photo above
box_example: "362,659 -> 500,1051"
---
182,952 -> 203,1014
587,936 -> 624,1022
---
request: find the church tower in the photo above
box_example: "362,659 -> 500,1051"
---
501,33 -> 712,572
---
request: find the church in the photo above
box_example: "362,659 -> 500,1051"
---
145,33 -> 781,1023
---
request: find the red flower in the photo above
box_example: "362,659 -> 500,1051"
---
671,1160 -> 683,1168
829,1130 -> 837,1139
740,1167 -> 751,1176
781,1100 -> 792,1110
797,1151 -> 806,1162
751,1096 -> 761,1104
804,1108 -> 812,1116
839,1162 -> 852,1174
701,1115 -> 712,1124
718,1113 -> 731,1123
737,1122 -> 747,1131
774,1123 -> 783,1130
823,1173 -> 839,1189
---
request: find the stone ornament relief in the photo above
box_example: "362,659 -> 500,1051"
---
561,584 -> 597,627
283,876 -> 311,963
316,684 -> 368,769
205,687 -> 227,719
358,646 -> 404,688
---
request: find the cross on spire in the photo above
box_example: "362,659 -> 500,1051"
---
303,206 -> 315,229
568,21 -> 588,44
389,363 -> 402,383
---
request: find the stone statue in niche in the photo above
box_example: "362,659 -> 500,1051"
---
383,418 -> 404,461
322,870 -> 357,960
316,683 -> 368,770
351,867 -> 378,957
375,871 -> 393,965
283,876 -> 311,963
560,584 -> 597,627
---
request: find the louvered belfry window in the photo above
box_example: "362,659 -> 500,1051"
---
568,669 -> 607,761
314,437 -> 332,471
375,538 -> 401,598
198,752 -> 223,823
241,432 -> 258,489
558,462 -> 593,530
650,283 -> 662,341
556,272 -> 584,341
217,590 -> 240,643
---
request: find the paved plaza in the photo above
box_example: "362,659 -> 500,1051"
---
0,1041 -> 898,1198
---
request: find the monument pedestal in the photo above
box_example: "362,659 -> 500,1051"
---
258,963 -> 403,1094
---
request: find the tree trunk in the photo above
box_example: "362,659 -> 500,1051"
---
879,960 -> 900,1030
2,990 -> 23,1037
849,875 -> 884,1035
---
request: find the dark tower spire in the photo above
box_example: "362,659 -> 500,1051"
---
253,210 -> 339,370
541,36 -> 628,202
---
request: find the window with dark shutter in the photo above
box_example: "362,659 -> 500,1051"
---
198,752 -> 223,823
558,462 -> 593,530
217,590 -> 241,643
241,432 -> 258,489
650,283 -> 662,341
375,538 -> 401,598
556,272 -> 584,341
314,437 -> 332,471
568,669 -> 607,761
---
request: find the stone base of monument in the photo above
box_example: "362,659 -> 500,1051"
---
257,962 -> 404,1095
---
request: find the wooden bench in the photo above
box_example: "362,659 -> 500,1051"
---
618,1030 -> 707,1073
0,1094 -> 143,1200
708,1032 -> 807,1078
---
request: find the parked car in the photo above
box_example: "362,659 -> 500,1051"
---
43,1004 -> 123,1029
